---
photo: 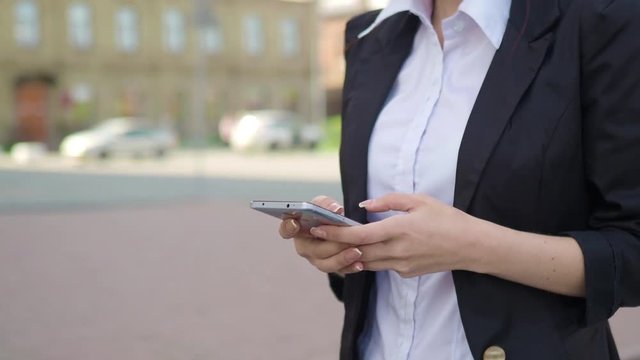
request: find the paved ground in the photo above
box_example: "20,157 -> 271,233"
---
0,202 -> 344,360
0,151 -> 638,359
0,152 -> 345,360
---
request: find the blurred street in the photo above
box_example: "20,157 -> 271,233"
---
0,150 -> 342,214
0,151 -> 639,360
0,150 -> 344,360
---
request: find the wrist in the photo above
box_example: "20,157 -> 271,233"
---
456,215 -> 511,274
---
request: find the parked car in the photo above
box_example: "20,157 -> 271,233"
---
218,112 -> 240,145
229,110 -> 324,151
59,117 -> 177,159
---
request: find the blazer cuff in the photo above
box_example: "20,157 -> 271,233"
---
565,230 -> 617,326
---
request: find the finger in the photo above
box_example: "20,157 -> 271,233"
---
310,221 -> 393,246
337,261 -> 364,275
357,241 -> 399,263
279,218 -> 301,239
294,237 -> 351,259
363,260 -> 414,277
359,193 -> 420,213
310,247 -> 363,273
311,195 -> 344,215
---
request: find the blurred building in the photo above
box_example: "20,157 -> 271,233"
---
319,0 -> 387,115
0,0 -> 319,148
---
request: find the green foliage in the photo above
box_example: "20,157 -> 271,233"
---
319,115 -> 342,152
68,102 -> 95,127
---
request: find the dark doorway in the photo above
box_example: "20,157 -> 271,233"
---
14,74 -> 55,143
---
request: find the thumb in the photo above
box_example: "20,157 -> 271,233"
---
359,193 -> 418,213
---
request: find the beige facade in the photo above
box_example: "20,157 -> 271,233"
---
0,0 -> 318,147
318,0 -> 386,115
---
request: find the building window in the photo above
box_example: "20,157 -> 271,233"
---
14,0 -> 40,48
68,3 -> 93,49
115,6 -> 139,53
243,15 -> 264,55
163,8 -> 185,53
200,23 -> 223,55
280,18 -> 299,57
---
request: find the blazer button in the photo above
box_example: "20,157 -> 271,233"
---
483,346 -> 506,360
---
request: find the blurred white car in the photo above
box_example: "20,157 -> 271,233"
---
10,142 -> 48,164
218,112 -> 240,145
59,117 -> 177,159
229,110 -> 324,151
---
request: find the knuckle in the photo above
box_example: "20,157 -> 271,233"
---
280,220 -> 300,239
278,225 -> 289,239
295,249 -> 308,258
314,260 -> 332,273
307,257 -> 320,268
294,240 -> 309,258
395,243 -> 412,260
396,262 -> 412,277
389,242 -> 404,259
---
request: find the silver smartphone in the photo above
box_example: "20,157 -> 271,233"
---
250,200 -> 361,229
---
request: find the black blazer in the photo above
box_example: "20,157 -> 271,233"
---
329,0 -> 640,359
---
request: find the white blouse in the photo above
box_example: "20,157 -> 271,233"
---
359,0 -> 511,359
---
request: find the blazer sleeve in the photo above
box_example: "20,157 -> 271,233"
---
565,0 -> 640,326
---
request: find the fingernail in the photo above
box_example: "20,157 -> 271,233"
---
354,263 -> 364,272
285,219 -> 299,233
346,248 -> 363,262
329,203 -> 343,213
310,227 -> 326,239
359,200 -> 373,208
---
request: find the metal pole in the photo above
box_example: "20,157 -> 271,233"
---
190,0 -> 214,196
191,0 -> 213,147
310,0 -> 325,125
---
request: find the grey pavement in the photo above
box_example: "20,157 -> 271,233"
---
0,151 -> 638,359
0,202 -> 343,360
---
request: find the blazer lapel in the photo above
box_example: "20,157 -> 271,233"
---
341,11 -> 421,222
454,0 -> 560,212
339,15 -> 421,359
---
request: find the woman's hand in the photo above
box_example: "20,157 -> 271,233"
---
310,193 -> 483,278
297,193 -> 585,297
279,195 -> 364,275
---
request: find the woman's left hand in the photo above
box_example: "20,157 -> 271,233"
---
310,193 -> 482,278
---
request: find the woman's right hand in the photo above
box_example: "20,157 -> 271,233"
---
279,195 -> 364,275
